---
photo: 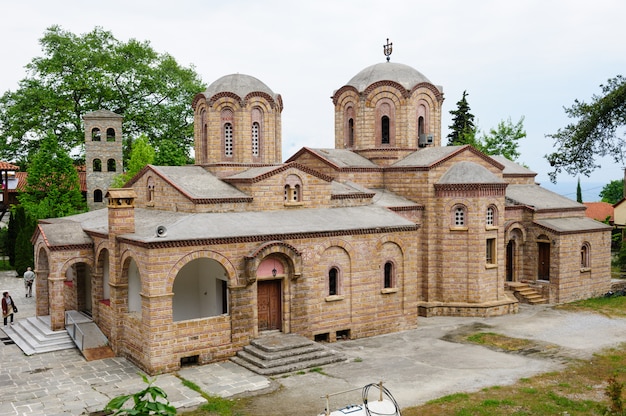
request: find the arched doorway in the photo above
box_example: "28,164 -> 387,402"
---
537,235 -> 551,281
506,240 -> 515,282
257,257 -> 284,331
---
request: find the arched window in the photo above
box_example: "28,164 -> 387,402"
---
91,128 -> 101,141
384,261 -> 394,288
284,175 -> 303,203
452,205 -> 467,227
94,189 -> 103,203
107,159 -> 116,172
106,128 -> 116,141
329,267 -> 339,296
381,116 -> 390,144
418,116 -> 425,137
224,123 -> 233,157
252,122 -> 260,157
348,118 -> 354,147
581,242 -> 591,268
486,205 -> 497,226
93,158 -> 102,172
147,176 -> 155,202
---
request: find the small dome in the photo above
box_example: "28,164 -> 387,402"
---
203,73 -> 276,100
346,62 -> 432,92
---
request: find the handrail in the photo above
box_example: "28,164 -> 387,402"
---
320,381 -> 386,416
65,311 -> 85,350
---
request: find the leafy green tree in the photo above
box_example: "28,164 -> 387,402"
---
18,132 -> 87,219
545,75 -> 626,182
0,25 -> 204,163
7,205 -> 35,276
447,90 -> 477,146
154,138 -> 191,166
600,179 -> 625,204
112,135 -> 155,187
577,178 -> 583,203
5,208 -> 17,266
477,116 -> 525,161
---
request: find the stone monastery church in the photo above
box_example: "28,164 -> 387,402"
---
32,54 -> 612,374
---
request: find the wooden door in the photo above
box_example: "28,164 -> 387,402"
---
506,240 -> 514,282
538,242 -> 550,280
258,280 -> 282,331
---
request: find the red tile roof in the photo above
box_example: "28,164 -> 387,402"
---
10,170 -> 87,193
583,202 -> 614,223
0,161 -> 19,170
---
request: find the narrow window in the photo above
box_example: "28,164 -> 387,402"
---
581,243 -> 590,268
348,118 -> 354,147
418,116 -> 425,137
252,122 -> 260,157
454,206 -> 465,226
147,177 -> 155,202
329,267 -> 338,296
381,116 -> 390,144
107,159 -> 116,172
93,159 -> 102,172
384,261 -> 394,288
106,128 -> 116,141
486,238 -> 496,265
94,189 -> 103,203
221,280 -> 228,314
284,185 -> 290,201
224,123 -> 233,157
486,206 -> 495,226
293,184 -> 300,201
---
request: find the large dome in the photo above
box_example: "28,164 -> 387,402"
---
203,73 -> 277,100
346,62 -> 432,92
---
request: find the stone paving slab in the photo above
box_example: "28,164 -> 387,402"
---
0,271 -> 271,415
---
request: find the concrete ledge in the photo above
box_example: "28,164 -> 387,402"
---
417,297 -> 519,318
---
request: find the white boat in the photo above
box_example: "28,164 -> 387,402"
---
318,382 -> 401,416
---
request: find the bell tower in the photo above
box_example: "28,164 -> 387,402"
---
84,110 -> 124,210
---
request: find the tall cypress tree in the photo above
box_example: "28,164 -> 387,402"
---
576,178 -> 583,203
447,90 -> 477,146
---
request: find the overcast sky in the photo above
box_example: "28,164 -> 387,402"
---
1,0 -> 624,200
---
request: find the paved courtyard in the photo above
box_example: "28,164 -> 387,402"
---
3,269 -> 626,415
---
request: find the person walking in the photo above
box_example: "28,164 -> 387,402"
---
24,267 -> 35,297
2,291 -> 16,326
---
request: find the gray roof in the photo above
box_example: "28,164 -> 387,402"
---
307,148 -> 380,168
506,184 -> 583,210
490,155 -> 536,175
225,166 -> 280,180
534,217 -> 612,233
371,189 -> 420,208
83,109 -> 122,119
150,165 -> 249,199
331,181 -> 373,196
203,73 -> 277,100
42,205 -> 416,247
392,146 -> 464,168
438,161 -> 506,184
346,62 -> 435,92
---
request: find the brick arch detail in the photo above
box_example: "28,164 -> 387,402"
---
165,250 -> 239,292
375,235 -> 407,257
245,241 -> 302,284
311,238 -> 355,263
58,256 -> 94,280
505,221 -> 528,243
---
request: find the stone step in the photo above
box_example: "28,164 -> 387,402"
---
237,346 -> 337,369
232,333 -> 346,376
4,317 -> 75,355
231,353 -> 345,376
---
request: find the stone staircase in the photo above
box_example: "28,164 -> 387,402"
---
506,282 -> 548,305
231,332 -> 346,376
3,316 -> 76,355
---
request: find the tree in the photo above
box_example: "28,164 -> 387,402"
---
111,135 -> 155,187
600,179 -> 625,204
477,116 -> 525,161
0,25 -> 205,163
545,75 -> 626,182
18,132 -> 87,219
576,177 -> 583,203
7,205 -> 35,276
447,90 -> 477,146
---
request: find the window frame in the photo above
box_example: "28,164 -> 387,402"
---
451,204 -> 468,230
580,242 -> 591,270
486,238 -> 497,266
